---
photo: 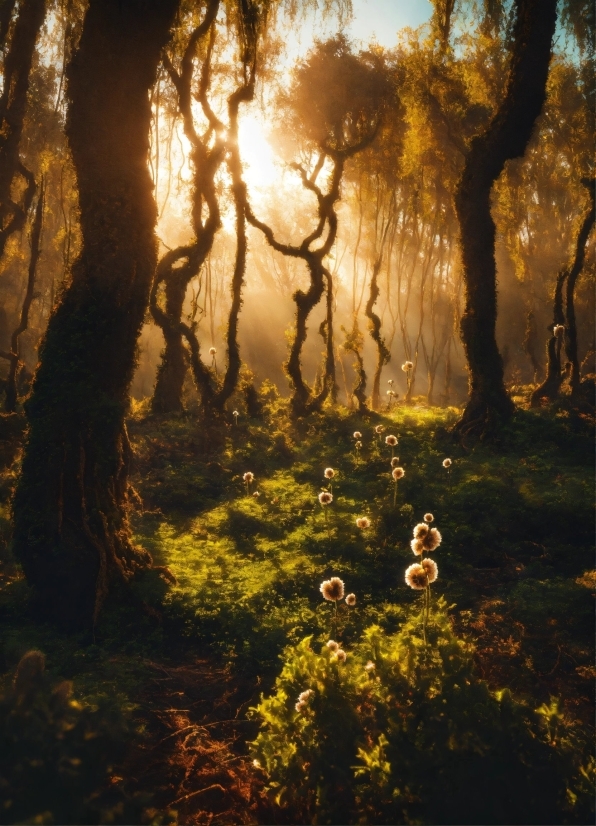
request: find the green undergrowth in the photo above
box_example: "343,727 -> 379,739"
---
0,393 -> 593,823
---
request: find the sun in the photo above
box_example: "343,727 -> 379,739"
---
238,112 -> 279,196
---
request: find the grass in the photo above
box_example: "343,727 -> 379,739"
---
0,394 -> 593,823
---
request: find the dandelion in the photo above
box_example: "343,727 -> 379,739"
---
355,440 -> 362,450
345,593 -> 356,607
411,538 -> 424,556
233,409 -> 239,425
252,491 -> 261,498
390,456 -> 400,468
353,431 -> 362,439
298,689 -> 314,703
295,700 -> 306,712
320,577 -> 344,601
321,576 -> 345,634
209,346 -> 218,375
324,467 -> 335,479
385,434 -> 398,460
374,424 -> 384,443
402,360 -> 413,371
365,661 -> 375,673
326,640 -> 339,652
335,650 -> 347,663
392,466 -> 404,507
424,513 -> 434,522
424,527 -> 442,551
421,557 -> 438,584
405,562 -> 427,590
553,324 -> 565,337
413,522 -> 429,539
243,471 -> 254,496
388,379 -> 394,386
319,491 -> 333,506
356,516 -> 371,529
443,458 -> 453,491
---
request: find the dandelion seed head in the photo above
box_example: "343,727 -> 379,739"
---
295,700 -> 306,712
413,522 -> 429,539
402,360 -> 413,371
243,472 -> 254,483
554,324 -> 565,337
390,456 -> 400,468
355,441 -> 362,449
324,467 -> 335,479
353,431 -> 362,439
319,491 -> 333,505
345,593 -> 356,606
335,650 -> 347,663
365,661 -> 375,672
392,467 -> 405,480
374,425 -> 384,434
385,435 -> 398,446
388,379 -> 394,385
405,562 -> 428,590
209,347 -> 217,356
320,577 -> 345,601
421,557 -> 438,583
326,640 -> 339,652
233,409 -> 239,417
298,689 -> 314,703
411,538 -> 424,556
423,527 -> 442,551
424,513 -> 434,523
356,516 -> 371,529
252,491 -> 260,498
443,458 -> 452,468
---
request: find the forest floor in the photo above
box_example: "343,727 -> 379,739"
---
0,391 -> 594,824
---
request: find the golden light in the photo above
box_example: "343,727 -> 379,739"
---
238,112 -> 279,195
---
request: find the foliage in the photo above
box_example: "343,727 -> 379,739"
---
251,601 -> 594,825
0,650 -> 147,825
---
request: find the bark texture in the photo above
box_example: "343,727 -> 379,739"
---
531,179 -> 595,405
454,0 -> 557,436
13,0 -> 179,630
4,178 -> 44,412
0,0 -> 45,261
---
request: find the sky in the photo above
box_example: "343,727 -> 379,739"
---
349,0 -> 432,47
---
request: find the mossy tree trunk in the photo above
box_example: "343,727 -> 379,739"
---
4,178 -> 44,412
531,179 -> 595,406
0,0 -> 45,260
12,0 -> 179,630
454,0 -> 557,437
564,179 -> 595,394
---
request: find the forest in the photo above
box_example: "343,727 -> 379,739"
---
0,0 -> 594,823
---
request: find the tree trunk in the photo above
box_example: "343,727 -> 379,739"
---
365,255 -> 390,411
454,0 -> 557,437
12,0 -> 179,631
0,0 -> 45,261
564,179 -> 595,394
5,178 -> 44,412
151,250 -> 192,414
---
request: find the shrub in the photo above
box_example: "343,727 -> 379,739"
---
251,601 -> 594,825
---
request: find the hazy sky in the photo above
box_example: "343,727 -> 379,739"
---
349,0 -> 432,46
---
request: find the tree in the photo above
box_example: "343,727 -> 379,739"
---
0,0 -> 46,262
247,36 -> 388,416
453,0 -> 558,436
13,0 -> 180,630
